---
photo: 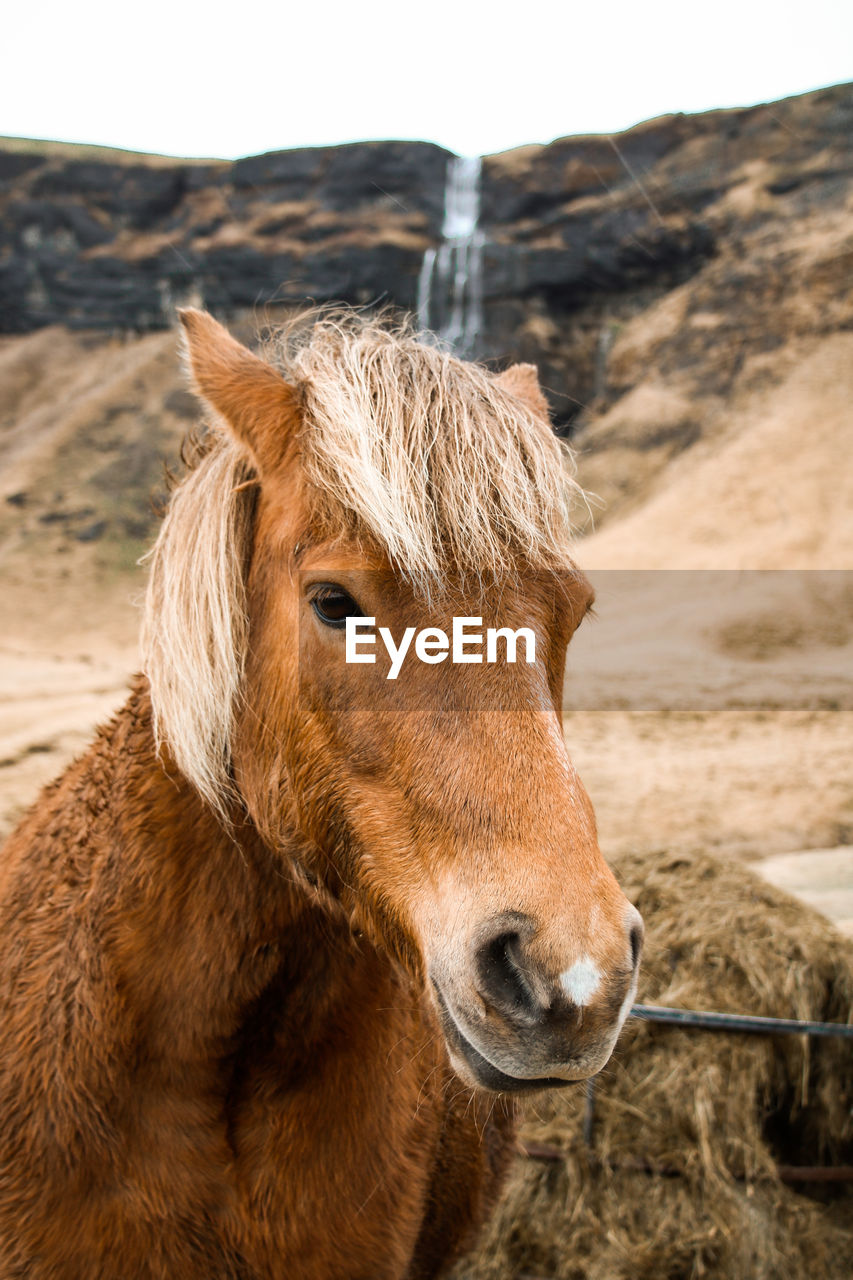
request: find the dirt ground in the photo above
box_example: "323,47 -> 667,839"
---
0,635 -> 137,840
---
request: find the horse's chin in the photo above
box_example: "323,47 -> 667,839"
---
432,982 -> 584,1095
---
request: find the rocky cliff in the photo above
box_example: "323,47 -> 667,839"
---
2,81 -> 851,430
0,139 -> 449,333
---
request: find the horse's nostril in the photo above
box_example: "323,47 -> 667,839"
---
629,922 -> 644,970
476,930 -> 538,1017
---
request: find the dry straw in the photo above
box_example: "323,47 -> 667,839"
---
456,848 -> 853,1280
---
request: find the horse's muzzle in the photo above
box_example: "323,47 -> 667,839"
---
432,982 -> 577,1092
430,908 -> 643,1093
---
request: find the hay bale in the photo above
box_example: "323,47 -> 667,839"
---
455,849 -> 853,1280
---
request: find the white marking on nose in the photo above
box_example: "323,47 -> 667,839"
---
559,956 -> 602,1006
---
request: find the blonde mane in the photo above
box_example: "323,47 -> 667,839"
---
276,314 -> 582,590
142,312 -> 585,813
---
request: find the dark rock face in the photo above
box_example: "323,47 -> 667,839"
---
0,140 -> 452,333
30,162 -> 189,227
480,216 -> 714,305
473,83 -> 853,426
1,83 -> 851,429
231,140 -> 449,220
0,152 -> 47,183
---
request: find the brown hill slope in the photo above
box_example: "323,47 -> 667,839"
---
1,324 -> 189,642
579,331 -> 853,568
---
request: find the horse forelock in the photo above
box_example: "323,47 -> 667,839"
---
142,310 -> 588,815
277,312 -> 585,595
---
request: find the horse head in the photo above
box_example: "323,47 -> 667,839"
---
143,308 -> 642,1093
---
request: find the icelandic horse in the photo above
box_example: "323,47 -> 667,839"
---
0,310 -> 642,1278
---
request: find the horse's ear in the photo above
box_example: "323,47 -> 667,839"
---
495,363 -> 550,422
178,308 -> 299,472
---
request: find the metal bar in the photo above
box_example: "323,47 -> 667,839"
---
630,1004 -> 853,1040
521,1144 -> 853,1184
777,1165 -> 853,1183
521,1140 -> 564,1162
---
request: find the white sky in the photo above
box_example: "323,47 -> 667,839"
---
4,0 -> 852,159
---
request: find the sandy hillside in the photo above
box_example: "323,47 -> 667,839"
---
0,311 -> 851,935
0,325 -> 182,835
578,332 -> 853,570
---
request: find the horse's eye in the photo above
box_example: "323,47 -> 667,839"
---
310,586 -> 361,630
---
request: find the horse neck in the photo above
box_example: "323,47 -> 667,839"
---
69,677 -> 356,1064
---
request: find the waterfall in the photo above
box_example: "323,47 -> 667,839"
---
417,155 -> 484,355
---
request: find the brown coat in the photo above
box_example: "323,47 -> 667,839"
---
0,679 -> 515,1278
